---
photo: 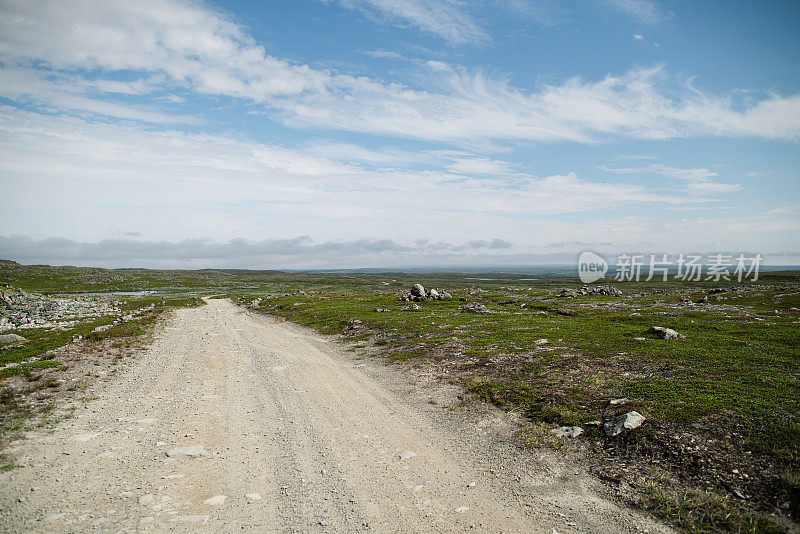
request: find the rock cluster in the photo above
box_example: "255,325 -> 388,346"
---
550,410 -> 647,439
560,285 -> 623,297
0,287 -> 121,332
399,284 -> 452,302
344,318 -> 363,330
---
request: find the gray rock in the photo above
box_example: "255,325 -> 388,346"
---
603,411 -> 646,437
373,308 -> 389,312
459,302 -> 489,313
138,494 -> 155,506
427,288 -> 440,299
401,304 -> 421,311
0,333 -> 26,345
399,450 -> 417,460
410,284 -> 426,297
203,495 -> 227,505
647,326 -> 684,340
165,445 -> 209,458
551,426 -> 583,438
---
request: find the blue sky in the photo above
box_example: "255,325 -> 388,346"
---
0,0 -> 798,268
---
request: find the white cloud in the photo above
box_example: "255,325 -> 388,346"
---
335,0 -> 489,45
602,163 -> 719,181
633,34 -> 644,40
605,0 -> 663,23
446,157 -> 515,175
285,65 -> 800,144
1,1 -> 799,144
304,142 -> 436,166
363,49 -> 405,60
686,181 -> 743,196
0,106 -> 733,249
601,163 -> 742,197
0,67 -> 196,123
0,0 -> 329,100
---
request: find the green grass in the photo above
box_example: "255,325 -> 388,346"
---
0,359 -> 61,378
0,461 -> 19,471
643,486 -> 784,533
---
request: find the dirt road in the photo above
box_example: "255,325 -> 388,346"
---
0,299 -> 670,532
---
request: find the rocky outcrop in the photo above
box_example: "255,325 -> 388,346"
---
560,285 -> 623,298
0,333 -> 26,345
0,286 -> 121,332
399,284 -> 452,302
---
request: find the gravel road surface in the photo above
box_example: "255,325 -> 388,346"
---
0,299 -> 671,532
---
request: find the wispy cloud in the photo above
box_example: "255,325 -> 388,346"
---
363,49 -> 406,60
605,0 -> 664,24
446,157 -> 515,175
292,64 -> 800,144
601,163 -> 719,181
334,0 -> 489,45
0,67 -> 196,124
685,181 -> 743,195
601,163 -> 742,197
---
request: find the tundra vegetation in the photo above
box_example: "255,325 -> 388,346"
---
0,259 -> 798,532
